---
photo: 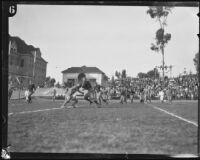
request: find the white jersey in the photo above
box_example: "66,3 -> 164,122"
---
25,90 -> 29,100
159,91 -> 164,100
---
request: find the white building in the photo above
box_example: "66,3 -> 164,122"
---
62,66 -> 109,87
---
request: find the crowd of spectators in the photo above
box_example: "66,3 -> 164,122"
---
109,74 -> 198,100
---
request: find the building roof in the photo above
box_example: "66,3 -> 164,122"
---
40,57 -> 48,63
62,66 -> 104,74
9,35 -> 37,54
9,35 -> 48,63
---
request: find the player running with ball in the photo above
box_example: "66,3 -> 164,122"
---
61,74 -> 99,108
61,85 -> 83,108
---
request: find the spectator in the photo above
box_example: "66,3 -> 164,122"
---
8,81 -> 14,100
52,86 -> 57,102
158,89 -> 165,103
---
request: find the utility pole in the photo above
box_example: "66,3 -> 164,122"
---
157,64 -> 173,79
161,46 -> 165,80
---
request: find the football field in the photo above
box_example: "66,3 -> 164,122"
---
8,98 -> 198,155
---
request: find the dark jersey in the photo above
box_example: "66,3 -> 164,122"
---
95,85 -> 101,92
28,84 -> 35,92
120,89 -> 126,96
82,80 -> 92,90
130,88 -> 135,95
140,88 -> 144,93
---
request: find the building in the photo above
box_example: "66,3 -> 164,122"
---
61,66 -> 109,87
9,35 -> 48,87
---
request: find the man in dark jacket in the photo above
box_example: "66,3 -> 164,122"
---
129,87 -> 135,103
27,80 -> 35,103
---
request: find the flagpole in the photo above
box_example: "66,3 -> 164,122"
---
33,50 -> 36,84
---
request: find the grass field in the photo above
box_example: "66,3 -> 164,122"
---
8,98 -> 198,155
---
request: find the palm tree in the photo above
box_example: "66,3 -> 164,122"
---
147,6 -> 173,79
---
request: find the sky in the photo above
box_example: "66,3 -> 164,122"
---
9,5 -> 199,83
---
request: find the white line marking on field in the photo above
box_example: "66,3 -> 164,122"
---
147,103 -> 198,127
8,104 -> 86,116
9,107 -> 62,116
8,100 -> 124,116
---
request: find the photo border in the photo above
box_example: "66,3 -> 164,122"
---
2,0 -> 199,159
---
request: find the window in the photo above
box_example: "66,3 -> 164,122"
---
10,48 -> 14,54
89,79 -> 96,83
20,59 -> 24,67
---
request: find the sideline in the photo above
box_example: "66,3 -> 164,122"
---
147,103 -> 198,127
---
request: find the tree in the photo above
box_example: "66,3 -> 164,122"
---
55,82 -> 61,88
147,68 -> 160,79
115,71 -> 121,79
193,52 -> 199,74
137,72 -> 147,79
44,76 -> 57,87
121,69 -> 127,79
45,76 -> 51,87
147,6 -> 173,79
103,74 -> 109,81
45,76 -> 51,82
111,76 -> 116,87
50,78 -> 56,87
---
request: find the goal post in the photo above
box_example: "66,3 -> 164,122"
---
8,73 -> 33,100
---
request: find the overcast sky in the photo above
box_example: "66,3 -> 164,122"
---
9,5 -> 199,83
